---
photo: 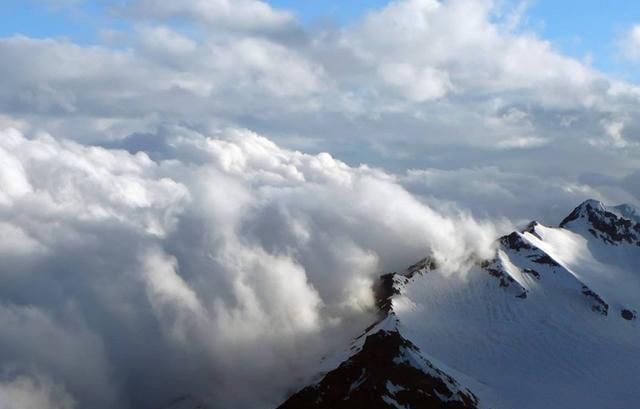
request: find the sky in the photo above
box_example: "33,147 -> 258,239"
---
2,0 -> 640,86
1,1 -> 640,409
525,0 -> 640,79
2,0 -> 640,77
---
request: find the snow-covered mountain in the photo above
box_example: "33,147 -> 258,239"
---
277,199 -> 640,409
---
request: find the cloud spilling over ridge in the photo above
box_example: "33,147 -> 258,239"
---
0,126 -> 506,408
1,0 -> 640,406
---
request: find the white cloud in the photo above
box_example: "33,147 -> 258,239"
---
338,0 -> 598,104
0,374 -> 76,409
0,222 -> 46,257
599,119 -> 627,148
619,24 -> 640,62
137,25 -> 198,56
379,63 -> 453,101
122,0 -> 296,33
1,0 -> 639,164
0,126 -> 509,408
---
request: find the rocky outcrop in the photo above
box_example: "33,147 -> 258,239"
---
278,328 -> 479,409
560,200 -> 640,246
621,309 -> 637,321
278,256 -> 479,409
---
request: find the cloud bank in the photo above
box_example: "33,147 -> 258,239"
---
0,0 -> 638,214
0,127 -> 506,408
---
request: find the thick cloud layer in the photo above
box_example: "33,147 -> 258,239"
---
0,127 -> 505,408
0,0 -> 638,214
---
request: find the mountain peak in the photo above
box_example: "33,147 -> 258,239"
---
559,199 -> 604,227
560,199 -> 640,226
279,259 -> 479,409
560,199 -> 640,246
277,326 -> 480,409
560,199 -> 640,245
580,198 -> 605,208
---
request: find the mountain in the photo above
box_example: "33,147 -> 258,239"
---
278,258 -> 480,409
277,200 -> 640,409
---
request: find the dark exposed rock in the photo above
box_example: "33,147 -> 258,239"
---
375,273 -> 401,314
560,200 -> 640,245
486,230 -> 547,297
500,232 -> 533,251
375,257 -> 437,314
560,201 -> 588,227
528,253 -> 560,266
523,268 -> 541,280
482,259 -> 528,299
523,221 -> 543,239
487,267 -> 515,288
406,256 -> 438,276
581,286 -> 609,316
277,330 -> 479,409
621,309 -> 637,321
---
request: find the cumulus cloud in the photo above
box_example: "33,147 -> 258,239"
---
121,0 -> 296,33
618,24 -> 640,62
1,0 -> 637,182
335,0 -> 598,104
0,127 -> 508,408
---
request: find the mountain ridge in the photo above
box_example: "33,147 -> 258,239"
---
158,199 -> 640,409
277,199 -> 640,409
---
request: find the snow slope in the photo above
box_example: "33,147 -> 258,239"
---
278,200 -> 640,409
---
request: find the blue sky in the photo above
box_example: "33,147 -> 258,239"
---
0,0 -> 638,78
0,0 -> 390,42
525,0 -> 640,76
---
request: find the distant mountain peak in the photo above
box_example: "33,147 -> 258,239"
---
560,199 -> 640,245
559,199 -> 604,227
580,198 -> 605,208
612,203 -> 640,224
